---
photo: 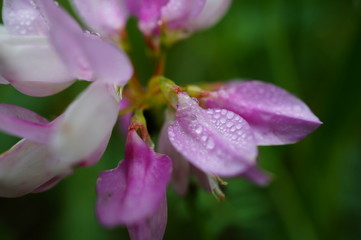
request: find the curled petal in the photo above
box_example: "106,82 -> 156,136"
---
2,0 -> 48,35
190,0 -> 232,30
0,104 -> 52,143
169,93 -> 257,177
38,0 -> 132,85
0,29 -> 75,96
128,196 -> 168,240
0,139 -> 72,198
71,0 -> 128,38
96,130 -> 172,227
51,83 -> 119,165
205,81 -> 322,145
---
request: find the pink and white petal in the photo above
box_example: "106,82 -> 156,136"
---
80,34 -> 133,85
158,119 -> 189,196
168,93 -> 257,177
161,0 -> 206,29
38,0 -> 132,85
190,0 -> 232,30
127,197 -> 168,240
126,0 -> 169,35
2,0 -> 48,36
77,135 -> 112,167
51,83 -> 119,165
0,33 -> 75,96
241,166 -> 271,186
96,130 -> 172,227
209,81 -> 322,145
71,0 -> 128,38
0,139 -> 70,197
0,104 -> 52,143
36,0 -> 92,80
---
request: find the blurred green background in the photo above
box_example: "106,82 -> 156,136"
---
1,0 -> 361,240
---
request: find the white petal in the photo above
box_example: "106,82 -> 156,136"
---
51,83 -> 119,165
0,29 -> 74,96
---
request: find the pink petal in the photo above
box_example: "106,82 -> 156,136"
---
168,93 -> 257,177
96,130 -> 172,227
0,139 -> 72,197
51,83 -> 120,165
38,0 -> 133,85
0,104 -> 53,143
161,0 -> 206,29
118,97 -> 132,134
190,0 -> 232,30
126,0 -> 169,35
0,31 -> 75,96
158,118 -> 189,196
2,0 -> 48,35
206,81 -> 322,145
128,197 -> 168,240
71,0 -> 128,38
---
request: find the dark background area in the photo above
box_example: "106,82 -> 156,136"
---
1,0 -> 361,239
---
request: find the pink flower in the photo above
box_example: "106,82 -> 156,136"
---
96,130 -> 172,240
204,80 -> 323,145
0,0 -> 132,96
0,83 -> 120,197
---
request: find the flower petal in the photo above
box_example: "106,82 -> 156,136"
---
38,0 -> 132,85
161,0 -> 206,29
0,104 -> 53,143
2,0 -> 48,35
206,81 -> 322,145
0,29 -> 75,96
190,0 -> 232,30
96,130 -> 172,227
126,0 -> 169,35
127,197 -> 168,240
158,112 -> 189,196
71,0 -> 128,38
51,83 -> 119,165
0,139 -> 72,198
168,93 -> 257,177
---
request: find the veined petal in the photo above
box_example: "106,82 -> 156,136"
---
206,81 -> 322,145
128,197 -> 168,240
71,0 -> 128,38
38,0 -> 132,85
2,0 -> 48,35
96,130 -> 172,227
51,83 -> 119,165
0,104 -> 52,143
190,0 -> 232,30
168,93 -> 257,177
0,28 -> 75,96
0,139 -> 72,198
158,112 -> 189,196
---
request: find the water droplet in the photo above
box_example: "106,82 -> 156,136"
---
214,114 -> 220,119
220,118 -> 226,124
226,122 -> 233,128
226,112 -> 234,119
206,138 -> 215,150
201,135 -> 208,142
221,109 -> 227,115
195,126 -> 202,134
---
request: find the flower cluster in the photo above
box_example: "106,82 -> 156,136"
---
0,1 -> 322,240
